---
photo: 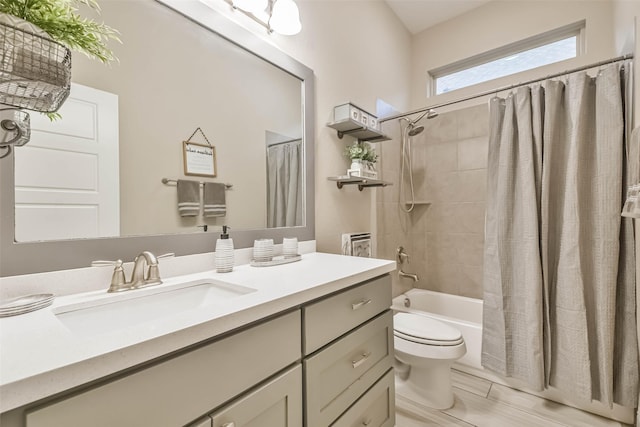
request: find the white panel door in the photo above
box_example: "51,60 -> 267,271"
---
14,83 -> 119,242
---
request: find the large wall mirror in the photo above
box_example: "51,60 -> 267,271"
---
0,0 -> 315,276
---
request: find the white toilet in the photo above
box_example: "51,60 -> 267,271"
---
393,312 -> 467,409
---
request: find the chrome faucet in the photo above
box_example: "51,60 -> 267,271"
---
92,252 -> 174,293
130,251 -> 161,288
399,270 -> 419,282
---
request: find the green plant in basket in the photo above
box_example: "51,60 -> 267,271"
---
0,0 -> 120,63
344,141 -> 377,163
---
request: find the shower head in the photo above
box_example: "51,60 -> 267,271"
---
399,108 -> 437,138
407,125 -> 424,136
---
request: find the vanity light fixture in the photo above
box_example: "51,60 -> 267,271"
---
269,0 -> 301,35
227,0 -> 302,35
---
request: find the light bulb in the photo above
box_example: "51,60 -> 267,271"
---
232,0 -> 268,14
270,0 -> 301,35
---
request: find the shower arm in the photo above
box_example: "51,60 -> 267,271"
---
399,108 -> 437,129
408,109 -> 430,126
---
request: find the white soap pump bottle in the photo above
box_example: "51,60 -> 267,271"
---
215,225 -> 234,273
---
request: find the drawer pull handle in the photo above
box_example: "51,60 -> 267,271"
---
351,299 -> 372,310
351,351 -> 371,368
362,419 -> 372,426
222,423 -> 236,427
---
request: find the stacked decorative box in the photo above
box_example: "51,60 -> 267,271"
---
333,103 -> 380,131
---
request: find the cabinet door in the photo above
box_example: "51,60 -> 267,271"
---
211,365 -> 302,427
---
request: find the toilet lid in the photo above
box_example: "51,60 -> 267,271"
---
394,313 -> 463,346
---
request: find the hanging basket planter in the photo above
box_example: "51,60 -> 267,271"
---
0,13 -> 71,113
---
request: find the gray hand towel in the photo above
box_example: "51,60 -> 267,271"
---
203,182 -> 226,217
177,179 -> 200,217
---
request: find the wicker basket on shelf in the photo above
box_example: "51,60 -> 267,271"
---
0,13 -> 71,113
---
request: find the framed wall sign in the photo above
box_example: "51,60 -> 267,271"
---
183,141 -> 217,177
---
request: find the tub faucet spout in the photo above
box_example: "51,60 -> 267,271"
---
399,270 -> 419,282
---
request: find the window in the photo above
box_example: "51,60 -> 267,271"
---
430,21 -> 584,95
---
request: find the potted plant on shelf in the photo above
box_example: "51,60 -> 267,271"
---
344,141 -> 378,179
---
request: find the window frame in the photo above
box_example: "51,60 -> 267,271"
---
428,20 -> 585,96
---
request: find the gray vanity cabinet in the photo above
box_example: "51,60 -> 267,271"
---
303,274 -> 395,427
5,274 -> 394,427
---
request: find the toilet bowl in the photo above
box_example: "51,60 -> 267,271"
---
393,312 -> 467,410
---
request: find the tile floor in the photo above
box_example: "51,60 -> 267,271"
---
395,369 -> 633,427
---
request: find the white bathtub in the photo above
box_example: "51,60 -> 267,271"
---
391,288 -> 483,370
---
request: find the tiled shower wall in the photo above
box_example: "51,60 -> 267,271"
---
377,104 -> 489,299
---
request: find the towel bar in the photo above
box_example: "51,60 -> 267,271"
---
162,178 -> 232,190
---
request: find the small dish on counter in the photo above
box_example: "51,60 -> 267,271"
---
250,254 -> 301,267
0,293 -> 54,317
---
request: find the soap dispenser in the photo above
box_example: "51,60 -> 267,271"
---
215,225 -> 234,273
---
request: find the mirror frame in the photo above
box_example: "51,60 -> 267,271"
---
0,0 -> 315,277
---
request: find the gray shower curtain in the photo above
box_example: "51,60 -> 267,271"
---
267,140 -> 302,228
482,62 -> 639,407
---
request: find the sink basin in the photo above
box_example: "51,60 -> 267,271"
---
53,279 -> 256,337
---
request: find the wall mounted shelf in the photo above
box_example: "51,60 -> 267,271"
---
327,118 -> 390,142
328,176 -> 392,191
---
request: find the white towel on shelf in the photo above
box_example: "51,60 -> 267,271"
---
177,179 -> 200,217
203,182 -> 226,217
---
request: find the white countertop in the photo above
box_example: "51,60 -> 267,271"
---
0,252 -> 395,413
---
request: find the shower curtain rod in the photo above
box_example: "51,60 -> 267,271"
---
267,138 -> 301,147
379,54 -> 634,124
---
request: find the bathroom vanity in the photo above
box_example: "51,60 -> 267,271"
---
0,252 -> 396,427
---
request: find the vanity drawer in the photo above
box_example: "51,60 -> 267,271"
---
25,311 -> 301,427
304,311 -> 393,427
331,368 -> 395,427
303,274 -> 391,354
